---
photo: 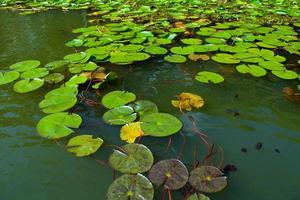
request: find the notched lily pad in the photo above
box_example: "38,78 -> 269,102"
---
66,135 -> 103,157
148,159 -> 189,190
130,100 -> 158,118
13,78 -> 44,93
103,106 -> 137,125
102,90 -> 136,109
164,55 -> 187,63
0,71 -> 20,85
195,71 -> 224,84
9,60 -> 41,72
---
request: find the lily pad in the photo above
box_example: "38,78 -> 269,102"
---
144,45 -> 168,55
195,71 -> 224,84
107,174 -> 154,200
236,64 -> 267,77
258,61 -> 284,71
170,46 -> 194,55
189,166 -> 227,193
212,53 -> 240,64
130,100 -> 158,118
20,68 -> 49,79
181,38 -> 202,45
164,55 -> 187,63
141,113 -> 182,137
44,73 -> 65,84
272,70 -> 298,80
102,90 -> 136,109
148,159 -> 189,190
109,143 -> 153,174
13,78 -> 44,93
37,112 -> 82,139
103,106 -> 137,125
187,193 -> 211,200
9,60 -> 41,72
66,135 -> 103,157
45,60 -> 69,70
64,52 -> 90,63
0,71 -> 20,85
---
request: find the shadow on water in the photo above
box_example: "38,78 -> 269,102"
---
0,10 -> 300,200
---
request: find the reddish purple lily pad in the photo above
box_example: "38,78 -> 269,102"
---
148,159 -> 188,190
189,166 -> 227,193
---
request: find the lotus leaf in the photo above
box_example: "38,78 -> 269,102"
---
13,78 -> 44,93
9,60 -> 40,72
107,174 -> 154,200
148,159 -> 189,190
66,135 -> 103,157
20,68 -> 49,79
102,90 -> 136,109
164,55 -> 187,63
195,71 -> 224,84
103,106 -> 137,125
236,64 -> 267,77
0,71 -> 20,85
141,113 -> 182,137
272,70 -> 298,80
37,112 -> 82,139
109,143 -> 153,173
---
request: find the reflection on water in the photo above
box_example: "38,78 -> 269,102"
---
0,10 -> 300,200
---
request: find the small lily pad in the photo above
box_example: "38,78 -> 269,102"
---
170,46 -> 194,55
195,71 -> 224,84
103,106 -> 137,125
102,90 -> 136,109
144,45 -> 168,55
236,64 -> 267,77
9,60 -> 41,72
148,159 -> 189,190
0,71 -> 20,85
130,100 -> 158,118
44,73 -> 65,84
20,68 -> 49,79
37,112 -> 82,139
212,53 -> 240,64
13,78 -> 44,93
66,135 -> 103,157
109,143 -> 153,174
107,174 -> 154,200
141,113 -> 182,137
189,166 -> 227,193
45,60 -> 69,70
164,55 -> 187,63
181,38 -> 202,45
272,70 -> 298,80
258,61 -> 285,71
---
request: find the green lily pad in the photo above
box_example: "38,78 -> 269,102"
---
141,113 -> 182,137
272,70 -> 298,80
119,44 -> 144,52
107,174 -> 154,200
164,55 -> 187,63
148,159 -> 188,190
144,45 -> 168,55
212,53 -> 240,64
205,38 -> 226,44
45,60 -> 69,70
109,143 -> 154,174
187,193 -> 211,200
102,90 -> 136,109
236,64 -> 267,77
103,106 -> 137,125
258,61 -> 284,71
68,62 -> 98,74
189,166 -> 227,193
130,100 -> 158,118
156,38 -> 172,45
20,68 -> 49,79
64,52 -> 90,63
0,71 -> 20,85
13,78 -> 44,93
181,38 -> 202,45
66,135 -> 103,157
65,38 -> 83,47
192,44 -> 219,52
44,73 -> 65,84
170,46 -> 194,55
39,86 -> 78,113
65,74 -> 87,86
195,71 -> 225,84
37,112 -> 82,139
9,60 -> 41,72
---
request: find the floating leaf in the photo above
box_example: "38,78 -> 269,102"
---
66,135 -> 103,157
102,90 -> 136,109
181,38 -> 202,45
272,70 -> 298,80
148,159 -> 189,190
65,38 -> 83,47
164,55 -> 187,63
172,92 -> 204,111
0,71 -> 20,85
258,61 -> 284,71
205,38 -> 226,44
9,60 -> 40,72
44,73 -> 65,84
45,60 -> 69,70
107,174 -> 154,200
236,64 -> 267,77
109,143 -> 153,174
120,122 -> 144,143
141,113 -> 182,137
212,53 -> 240,64
144,45 -> 168,55
189,166 -> 227,193
170,46 -> 194,55
187,193 -> 211,200
64,52 -> 90,63
13,78 -> 44,93
37,112 -> 82,139
20,68 -> 49,79
130,100 -> 158,118
195,71 -> 224,84
103,106 -> 137,125
188,54 -> 210,61
119,44 -> 144,52
156,38 -> 172,45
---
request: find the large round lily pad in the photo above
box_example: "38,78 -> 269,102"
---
20,68 -> 49,79
189,166 -> 227,193
107,174 -> 154,200
141,113 -> 182,137
13,78 -> 44,93
272,70 -> 298,80
148,159 -> 189,190
37,112 -> 82,139
109,143 -> 154,174
103,106 -> 137,125
164,55 -> 187,63
9,60 -> 41,72
0,71 -> 20,85
130,100 -> 158,118
102,90 -> 136,109
66,135 -> 103,157
195,71 -> 224,84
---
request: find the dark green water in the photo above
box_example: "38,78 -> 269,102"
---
0,10 -> 300,200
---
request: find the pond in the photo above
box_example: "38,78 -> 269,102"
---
0,10 -> 300,200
